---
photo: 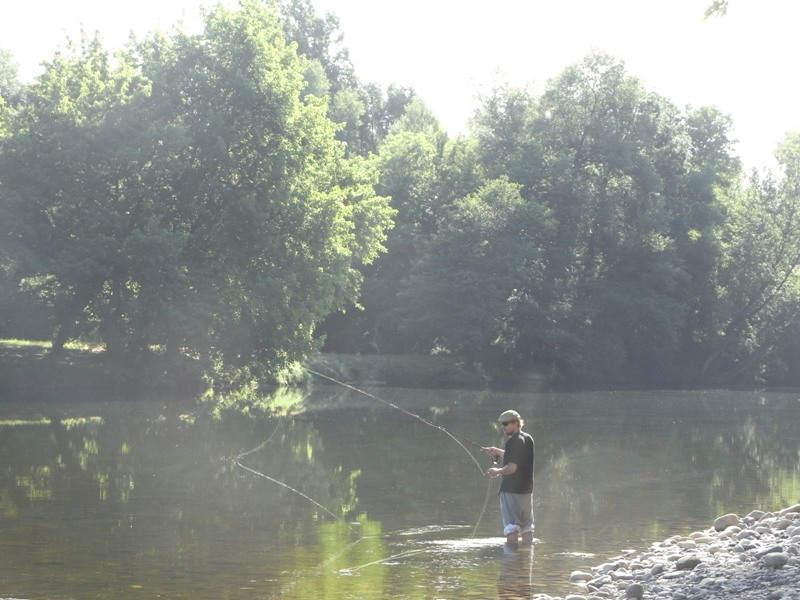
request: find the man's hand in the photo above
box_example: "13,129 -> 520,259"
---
483,446 -> 503,458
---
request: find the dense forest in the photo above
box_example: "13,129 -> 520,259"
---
1,0 -> 799,390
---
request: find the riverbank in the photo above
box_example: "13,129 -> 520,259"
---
0,340 -> 491,394
305,352 -> 491,388
0,341 -> 202,395
538,504 -> 800,600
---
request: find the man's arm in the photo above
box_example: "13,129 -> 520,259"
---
487,461 -> 517,478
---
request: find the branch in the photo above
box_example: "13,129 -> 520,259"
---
704,0 -> 729,19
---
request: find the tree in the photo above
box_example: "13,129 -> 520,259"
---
465,52 -> 741,384
320,98 -> 486,354
397,177 -> 555,367
277,0 -> 357,93
668,105 -> 740,381
0,1 -> 393,386
275,0 -> 415,157
704,1 -> 729,18
352,83 -> 416,156
700,134 -> 800,383
523,54 -> 693,382
0,48 -> 24,109
328,113 -> 440,354
471,84 -> 540,187
1,32 -> 153,352
0,49 -> 25,336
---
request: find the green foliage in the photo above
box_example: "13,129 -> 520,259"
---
317,49 -> 800,387
320,103 -> 483,355
201,383 -> 308,419
0,1 -> 393,389
398,177 -> 555,364
0,48 -> 24,110
364,51 -> 780,387
277,0 -> 357,93
700,135 -> 800,383
704,0 -> 729,18
275,0 -> 414,157
3,0 -> 799,391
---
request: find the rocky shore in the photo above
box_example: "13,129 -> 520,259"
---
536,504 -> 800,600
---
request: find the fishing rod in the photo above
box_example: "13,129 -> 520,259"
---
304,367 -> 494,474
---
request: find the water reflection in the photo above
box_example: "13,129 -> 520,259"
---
497,543 -> 534,599
0,389 -> 799,599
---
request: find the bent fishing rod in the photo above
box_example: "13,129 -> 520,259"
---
304,367 -> 495,473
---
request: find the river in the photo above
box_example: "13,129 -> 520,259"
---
1,385 -> 799,599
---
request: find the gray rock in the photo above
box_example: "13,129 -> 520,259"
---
557,504 -> 800,600
773,518 -> 793,530
755,544 -> 784,558
676,556 -> 703,570
625,582 -> 644,599
713,513 -> 740,531
762,552 -> 789,568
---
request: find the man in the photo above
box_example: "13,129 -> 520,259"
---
484,409 -> 535,545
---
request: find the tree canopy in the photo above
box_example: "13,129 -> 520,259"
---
0,0 -> 394,387
1,0 -> 799,391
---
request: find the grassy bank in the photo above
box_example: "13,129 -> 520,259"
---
0,340 -> 112,393
0,340 -> 490,397
0,340 -> 203,396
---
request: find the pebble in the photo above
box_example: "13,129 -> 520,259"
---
533,504 -> 800,600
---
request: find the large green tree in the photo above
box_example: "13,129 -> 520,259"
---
700,134 -> 800,383
2,33 -> 151,350
0,49 -> 24,336
276,0 -> 414,157
0,0 -> 393,385
397,177 -> 555,367
439,52 -> 741,384
321,99 -> 484,354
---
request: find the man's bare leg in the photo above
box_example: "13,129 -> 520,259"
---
521,531 -> 533,544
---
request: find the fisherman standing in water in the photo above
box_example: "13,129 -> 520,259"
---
484,410 -> 535,545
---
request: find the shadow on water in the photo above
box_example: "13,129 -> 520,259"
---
1,387 -> 800,598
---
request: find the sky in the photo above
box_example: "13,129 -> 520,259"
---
2,0 -> 797,171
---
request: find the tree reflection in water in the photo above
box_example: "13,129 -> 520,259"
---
1,388 -> 800,598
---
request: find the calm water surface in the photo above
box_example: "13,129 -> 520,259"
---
1,386 -> 800,599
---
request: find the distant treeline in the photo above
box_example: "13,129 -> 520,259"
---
1,0 -> 799,391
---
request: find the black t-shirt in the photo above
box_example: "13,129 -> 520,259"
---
500,431 -> 534,494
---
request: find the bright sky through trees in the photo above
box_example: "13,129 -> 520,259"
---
2,0 -> 797,171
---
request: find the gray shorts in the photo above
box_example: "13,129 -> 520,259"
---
499,492 -> 533,535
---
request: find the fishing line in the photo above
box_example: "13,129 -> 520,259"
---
304,367 -> 500,541
470,477 -> 495,539
304,368 -> 488,476
236,417 -> 283,460
234,421 -> 369,600
338,548 -> 427,574
233,417 -> 349,525
234,458 -> 344,523
235,372 -> 499,588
